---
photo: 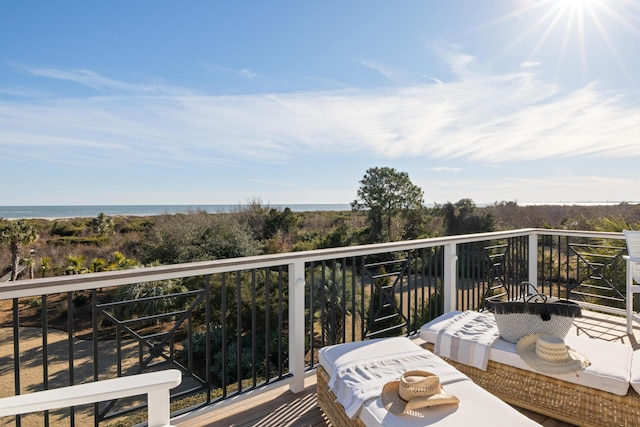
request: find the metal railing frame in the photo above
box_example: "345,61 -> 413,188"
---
0,228 -> 628,425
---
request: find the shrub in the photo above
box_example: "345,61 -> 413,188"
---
180,326 -> 288,387
141,211 -> 261,264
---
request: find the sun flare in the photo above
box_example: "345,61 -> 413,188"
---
481,0 -> 639,82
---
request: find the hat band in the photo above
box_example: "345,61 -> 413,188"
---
536,343 -> 570,361
534,335 -> 571,362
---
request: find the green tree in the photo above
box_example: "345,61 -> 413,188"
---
66,254 -> 88,274
400,205 -> 435,240
92,212 -> 115,237
310,263 -> 357,345
234,199 -> 268,240
589,215 -> 638,233
264,207 -> 296,239
585,215 -> 640,310
114,279 -> 188,321
364,266 -> 407,338
39,257 -> 52,278
351,167 -> 424,242
23,255 -> 36,280
90,257 -> 108,272
440,198 -> 495,235
0,220 -> 39,281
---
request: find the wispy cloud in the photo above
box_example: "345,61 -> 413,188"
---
2,53 -> 639,174
357,59 -> 406,83
521,61 -> 541,68
22,66 -> 190,95
202,63 -> 258,80
240,68 -> 257,79
430,41 -> 476,77
427,167 -> 462,172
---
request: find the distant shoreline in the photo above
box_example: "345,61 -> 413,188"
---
0,204 -> 352,220
1,202 -> 637,220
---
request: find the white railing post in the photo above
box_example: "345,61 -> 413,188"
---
147,389 -> 171,427
528,233 -> 538,285
443,243 -> 458,313
624,255 -> 640,335
626,257 -> 634,334
288,260 -> 306,393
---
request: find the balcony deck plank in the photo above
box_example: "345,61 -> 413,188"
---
175,374 -> 326,427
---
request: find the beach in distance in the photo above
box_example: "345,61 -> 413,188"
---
0,204 -> 352,220
0,202 -> 636,220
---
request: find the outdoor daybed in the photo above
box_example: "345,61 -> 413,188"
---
317,336 -> 541,426
420,310 -> 640,427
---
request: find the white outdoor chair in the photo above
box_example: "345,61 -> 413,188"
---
623,230 -> 640,334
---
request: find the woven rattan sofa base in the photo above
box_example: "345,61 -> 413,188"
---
317,365 -> 365,427
424,342 -> 640,427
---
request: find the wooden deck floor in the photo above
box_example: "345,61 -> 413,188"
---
174,310 -> 639,426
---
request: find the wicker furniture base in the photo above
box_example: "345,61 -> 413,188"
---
317,365 -> 365,427
423,342 -> 640,427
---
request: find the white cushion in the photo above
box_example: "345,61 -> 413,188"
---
629,350 -> 640,394
319,337 -> 423,375
420,312 -> 632,396
358,378 -> 540,427
318,337 -> 541,426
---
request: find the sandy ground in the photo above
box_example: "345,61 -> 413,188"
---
0,327 -> 140,426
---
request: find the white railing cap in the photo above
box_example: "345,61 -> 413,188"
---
0,369 -> 182,417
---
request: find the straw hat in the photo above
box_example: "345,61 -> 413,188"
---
516,333 -> 590,375
381,370 -> 459,415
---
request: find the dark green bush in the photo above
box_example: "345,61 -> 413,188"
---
181,325 -> 288,387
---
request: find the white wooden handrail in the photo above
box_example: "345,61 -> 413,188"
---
0,369 -> 182,427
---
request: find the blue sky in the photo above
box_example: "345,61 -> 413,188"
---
1,0 -> 640,206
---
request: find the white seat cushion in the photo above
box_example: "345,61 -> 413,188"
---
318,336 -> 424,374
318,337 -> 541,426
629,350 -> 640,394
420,312 -> 632,396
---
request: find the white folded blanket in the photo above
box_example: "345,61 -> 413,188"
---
328,348 -> 468,419
434,310 -> 499,371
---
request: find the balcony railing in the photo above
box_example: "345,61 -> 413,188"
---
0,228 -> 629,426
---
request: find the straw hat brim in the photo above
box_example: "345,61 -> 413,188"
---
381,380 -> 460,415
516,333 -> 590,375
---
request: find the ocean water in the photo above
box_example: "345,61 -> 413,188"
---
0,204 -> 351,219
2,202 -> 631,220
